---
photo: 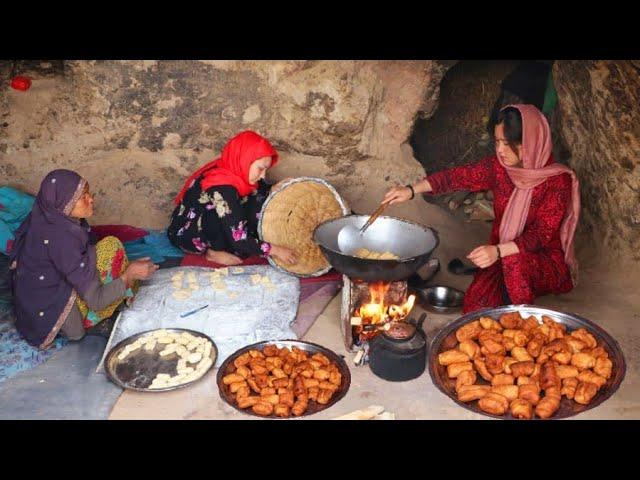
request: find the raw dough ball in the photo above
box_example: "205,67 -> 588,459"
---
157,336 -> 173,344
188,352 -> 203,364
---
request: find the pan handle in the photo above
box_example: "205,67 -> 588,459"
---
359,201 -> 389,234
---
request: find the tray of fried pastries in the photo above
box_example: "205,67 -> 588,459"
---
428,305 -> 626,419
217,340 -> 351,418
104,328 -> 217,392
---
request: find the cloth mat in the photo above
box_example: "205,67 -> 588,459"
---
0,186 -> 35,255
98,265 -> 302,372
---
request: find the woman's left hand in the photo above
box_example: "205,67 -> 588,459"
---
467,245 -> 499,269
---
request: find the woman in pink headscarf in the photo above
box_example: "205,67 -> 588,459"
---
384,104 -> 580,313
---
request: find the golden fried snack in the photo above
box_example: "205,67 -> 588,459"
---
535,391 -> 561,419
551,352 -> 572,365
262,394 -> 281,405
252,401 -> 274,416
536,352 -> 550,365
474,358 -> 494,381
571,352 -> 596,370
291,393 -> 309,416
478,392 -> 509,415
247,378 -> 261,394
479,316 -> 503,331
455,369 -> 478,393
556,365 -> 579,379
248,349 -> 265,359
254,374 -> 269,389
499,312 -> 524,330
570,328 -> 597,349
283,362 -> 294,376
265,356 -> 284,370
510,399 -> 533,419
229,381 -> 248,393
457,385 -> 491,402
525,337 -> 544,358
455,320 -> 482,342
540,362 -> 561,390
312,353 -> 331,366
329,370 -> 342,386
503,337 -> 516,352
447,361 -> 474,379
574,382 -> 598,405
517,376 -> 535,386
250,363 -> 268,376
586,346 -> 609,359
512,346 -> 534,362
237,396 -> 260,409
543,338 -> 571,355
293,376 -> 306,397
491,385 -> 519,402
236,385 -> 250,399
319,381 -> 339,392
438,349 -> 471,366
263,344 -> 279,357
317,389 -> 334,405
233,352 -> 251,368
307,386 -> 319,401
223,373 -> 245,385
279,391 -> 295,407
313,369 -> 330,381
491,373 -> 515,386
521,315 -> 540,333
594,357 -> 613,379
518,383 -> 541,406
478,329 -> 504,345
510,361 -> 535,378
458,340 -> 480,360
577,371 -> 607,389
274,404 -> 290,418
480,338 -> 506,356
235,365 -> 251,379
561,377 -> 579,400
260,387 -> 276,396
303,378 -> 320,389
272,377 -> 290,388
503,357 -> 519,375
565,337 -> 587,354
485,354 -> 506,375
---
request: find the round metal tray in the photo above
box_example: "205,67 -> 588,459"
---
104,328 -> 218,392
217,339 -> 351,418
428,305 -> 626,420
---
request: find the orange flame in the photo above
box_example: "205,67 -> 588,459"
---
356,282 -> 415,324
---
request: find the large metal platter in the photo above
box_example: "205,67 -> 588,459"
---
428,305 -> 626,420
217,339 -> 351,418
104,328 -> 218,392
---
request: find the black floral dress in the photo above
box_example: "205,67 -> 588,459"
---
167,178 -> 272,257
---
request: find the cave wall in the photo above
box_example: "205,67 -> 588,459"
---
0,60 -> 449,228
553,60 -> 640,262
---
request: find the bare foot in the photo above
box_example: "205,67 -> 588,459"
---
205,249 -> 243,266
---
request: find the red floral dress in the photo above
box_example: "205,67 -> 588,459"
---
426,155 -> 574,313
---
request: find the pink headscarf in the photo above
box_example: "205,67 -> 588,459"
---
497,104 -> 580,285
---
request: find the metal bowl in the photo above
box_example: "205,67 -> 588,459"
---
428,305 -> 627,420
414,285 -> 464,313
217,339 -> 351,419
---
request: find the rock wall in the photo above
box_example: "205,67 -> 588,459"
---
0,60 -> 449,228
553,60 -> 640,262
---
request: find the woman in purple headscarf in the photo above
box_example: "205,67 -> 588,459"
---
9,169 -> 159,349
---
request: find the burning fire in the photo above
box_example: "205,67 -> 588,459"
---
353,282 -> 416,326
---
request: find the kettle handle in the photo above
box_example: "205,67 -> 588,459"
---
411,312 -> 427,331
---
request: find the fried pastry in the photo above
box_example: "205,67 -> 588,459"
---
574,381 -> 598,405
478,392 -> 509,415
510,399 -> 533,419
594,357 -> 613,379
456,320 -> 482,342
438,349 -> 470,366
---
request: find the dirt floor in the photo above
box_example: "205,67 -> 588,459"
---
108,151 -> 640,420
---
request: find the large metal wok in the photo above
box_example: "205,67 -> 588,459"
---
313,215 -> 439,282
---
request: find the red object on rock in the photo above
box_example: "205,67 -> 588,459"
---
11,76 -> 32,91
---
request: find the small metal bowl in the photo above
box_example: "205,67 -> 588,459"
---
414,285 -> 464,313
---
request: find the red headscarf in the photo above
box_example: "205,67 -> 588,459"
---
497,104 -> 581,285
174,131 -> 278,205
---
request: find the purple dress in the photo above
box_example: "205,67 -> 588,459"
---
9,170 -> 97,348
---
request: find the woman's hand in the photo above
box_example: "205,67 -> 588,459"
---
122,257 -> 159,284
270,245 -> 297,265
467,245 -> 499,269
383,186 -> 413,205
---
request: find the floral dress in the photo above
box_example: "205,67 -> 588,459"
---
167,178 -> 272,258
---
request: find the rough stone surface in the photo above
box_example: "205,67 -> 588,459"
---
553,60 -> 640,262
0,60 -> 449,228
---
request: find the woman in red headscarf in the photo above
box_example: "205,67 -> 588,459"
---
384,104 -> 580,313
168,131 -> 297,266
